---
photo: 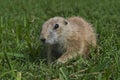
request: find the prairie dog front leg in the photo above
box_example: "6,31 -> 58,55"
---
57,52 -> 74,64
46,45 -> 52,65
57,42 -> 85,64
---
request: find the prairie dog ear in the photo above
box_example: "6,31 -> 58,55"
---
63,20 -> 68,25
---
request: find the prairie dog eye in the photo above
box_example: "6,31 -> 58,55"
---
53,24 -> 59,30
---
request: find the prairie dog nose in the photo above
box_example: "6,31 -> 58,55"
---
40,38 -> 46,43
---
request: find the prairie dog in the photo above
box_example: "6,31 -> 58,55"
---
40,16 -> 97,64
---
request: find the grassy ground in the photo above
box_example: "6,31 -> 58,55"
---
0,0 -> 120,80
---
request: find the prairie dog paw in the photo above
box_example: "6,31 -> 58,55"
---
57,58 -> 67,64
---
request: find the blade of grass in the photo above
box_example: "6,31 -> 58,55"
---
59,68 -> 68,80
0,70 -> 16,78
4,52 -> 16,79
17,72 -> 21,80
0,52 -> 25,58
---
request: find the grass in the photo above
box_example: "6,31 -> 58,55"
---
0,0 -> 120,80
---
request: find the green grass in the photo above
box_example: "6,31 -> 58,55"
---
0,0 -> 120,80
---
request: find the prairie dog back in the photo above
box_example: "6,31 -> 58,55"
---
68,17 -> 97,47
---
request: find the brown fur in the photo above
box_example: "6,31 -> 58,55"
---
40,16 -> 97,64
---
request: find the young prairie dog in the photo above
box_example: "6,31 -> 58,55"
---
40,16 -> 97,64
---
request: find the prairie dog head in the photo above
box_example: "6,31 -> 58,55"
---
40,17 -> 69,45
